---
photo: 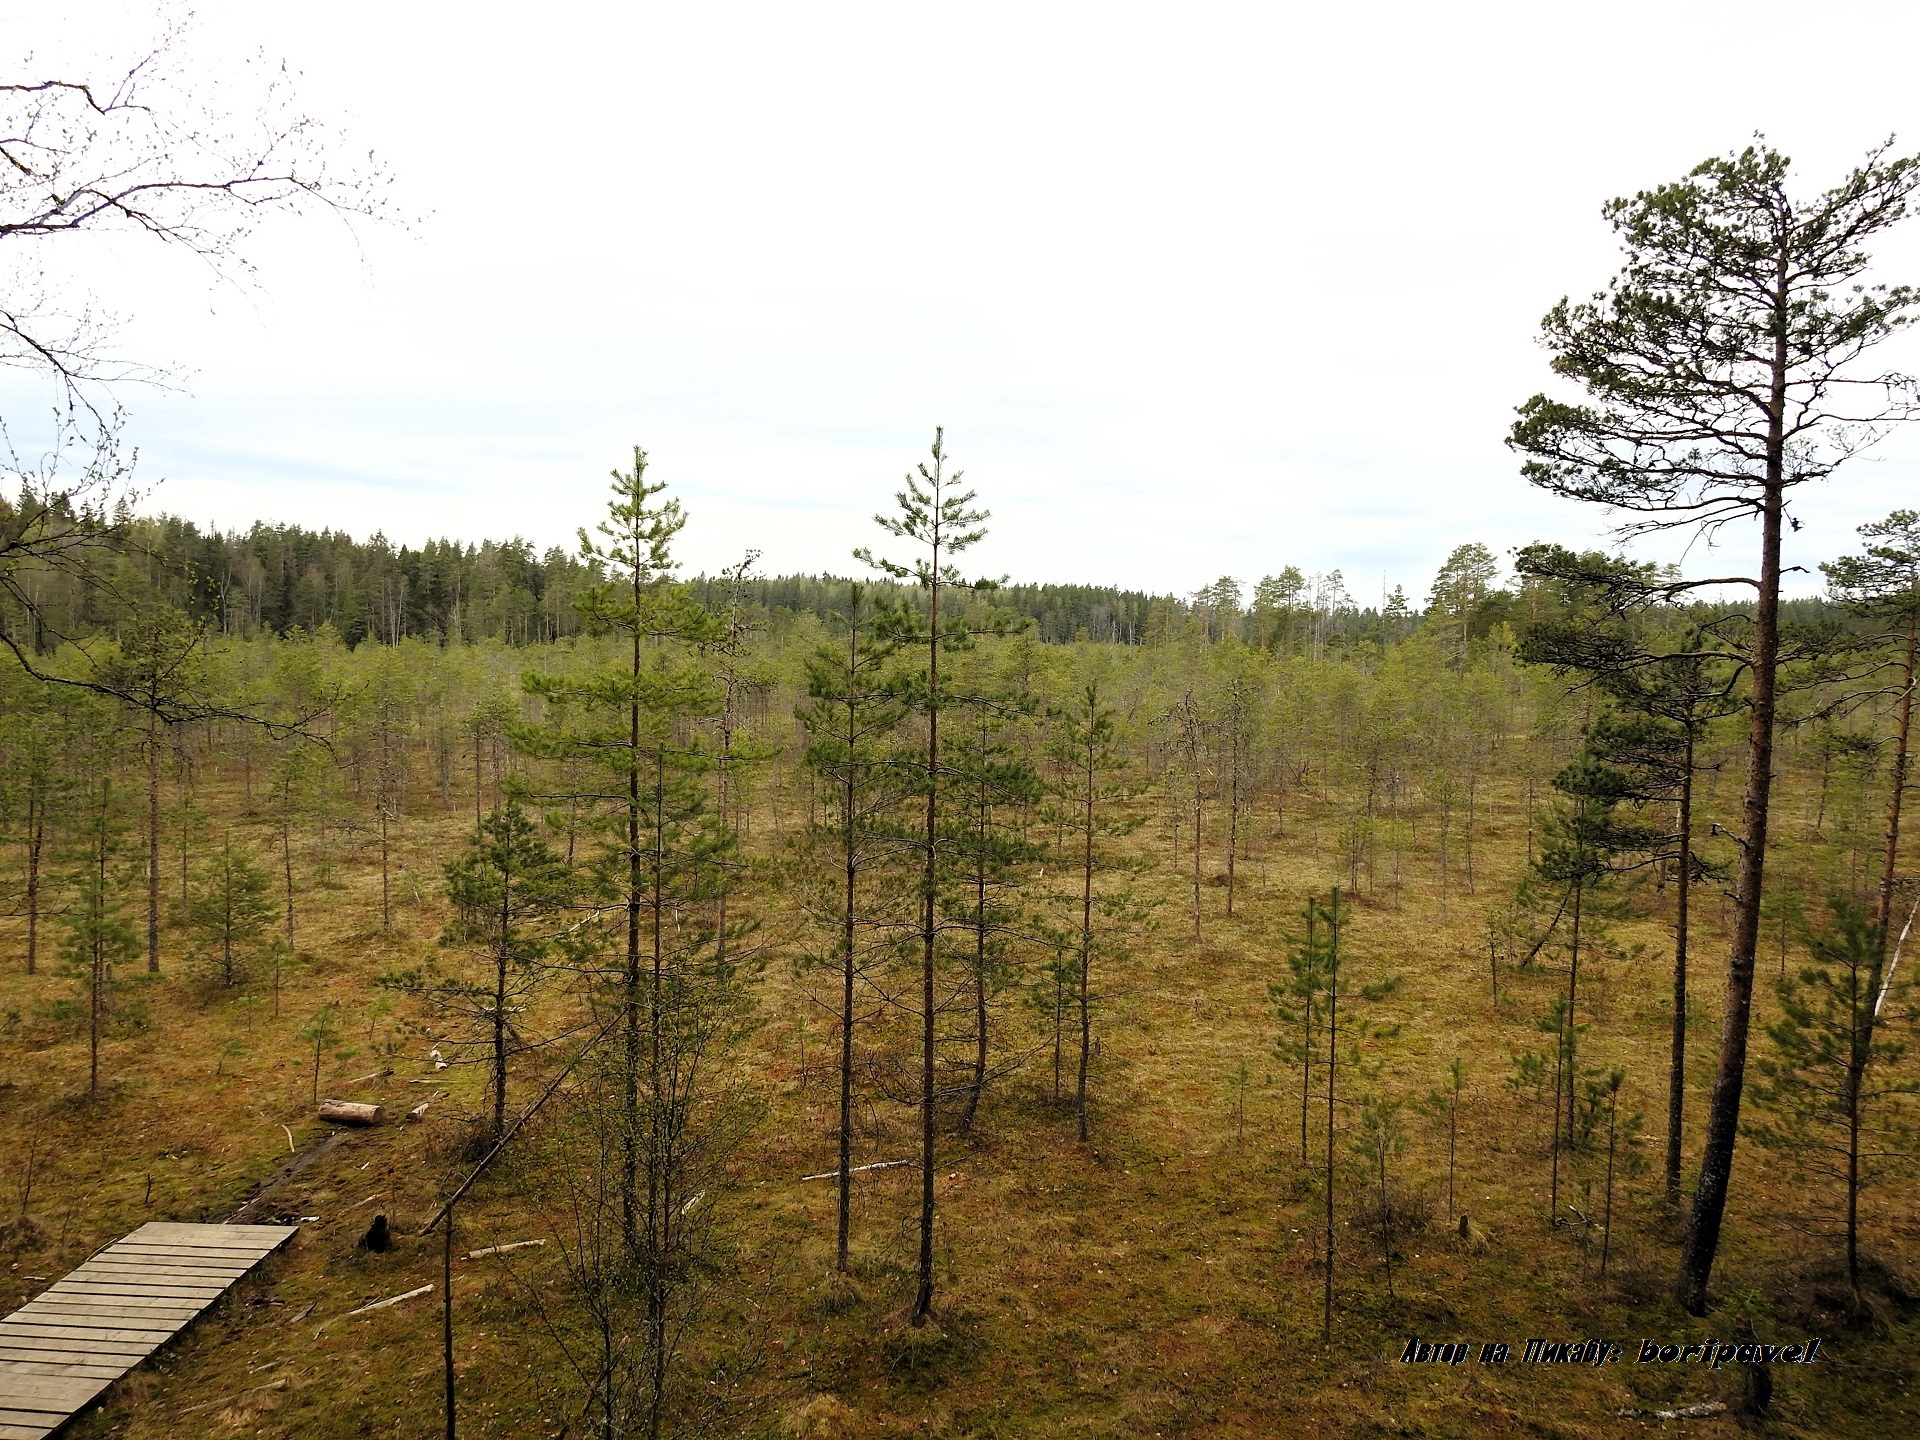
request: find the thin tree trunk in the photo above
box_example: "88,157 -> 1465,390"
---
1322,890 -> 1339,1346
962,792 -> 987,1135
914,545 -> 941,1327
24,783 -> 41,976
646,754 -> 669,1440
282,797 -> 296,953
147,706 -> 161,973
1077,730 -> 1094,1143
1447,1099 -> 1457,1222
837,594 -> 859,1274
492,880 -> 509,1142
1601,1091 -> 1618,1278
621,598 -> 643,1261
380,807 -> 392,932
1465,764 -> 1478,893
89,802 -> 105,1099
1226,741 -> 1240,918
1876,609 -> 1915,939
1668,741 -> 1694,1204
1566,879 -> 1584,1149
443,1203 -> 457,1440
1378,1136 -> 1394,1300
1300,905 -> 1316,1166
1549,997 -> 1564,1231
1846,1023 -> 1863,1302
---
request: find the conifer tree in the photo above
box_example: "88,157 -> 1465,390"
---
854,426 -> 998,1327
1306,889 -> 1400,1343
520,447 -> 753,1431
408,802 -> 574,1141
0,675 -> 76,975
57,764 -> 142,1098
945,677 -> 1042,1134
1419,1056 -> 1467,1223
1822,511 -> 1920,948
88,601 -> 208,974
1041,670 -> 1145,1142
794,581 -> 907,1272
181,835 -> 276,988
1272,897 -> 1330,1166
1749,898 -> 1917,1303
1509,139 -> 1920,1313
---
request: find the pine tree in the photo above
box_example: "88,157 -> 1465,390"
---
794,581 -> 908,1272
421,802 -> 572,1141
854,426 -> 1000,1327
1041,668 -> 1146,1142
180,834 -> 276,989
944,674 -> 1042,1135
1748,898 -> 1917,1304
519,447 -> 752,1435
1822,511 -> 1920,947
1305,890 -> 1400,1343
56,768 -> 143,1098
1509,139 -> 1920,1314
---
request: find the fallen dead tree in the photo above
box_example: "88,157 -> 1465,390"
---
347,1283 -> 433,1317
800,1159 -> 915,1182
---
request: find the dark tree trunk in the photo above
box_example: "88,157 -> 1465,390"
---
1667,737 -> 1694,1204
147,707 -> 161,973
914,558 -> 940,1327
1675,472 -> 1785,1314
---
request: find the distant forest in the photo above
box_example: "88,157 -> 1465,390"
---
3,510 -> 1845,654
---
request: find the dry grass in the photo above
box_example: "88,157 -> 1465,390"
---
0,742 -> 1915,1439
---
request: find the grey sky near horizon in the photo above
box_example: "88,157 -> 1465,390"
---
11,0 -> 1920,602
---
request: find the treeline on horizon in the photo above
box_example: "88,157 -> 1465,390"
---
0,503 -> 1847,655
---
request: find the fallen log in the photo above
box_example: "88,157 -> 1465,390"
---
1613,1401 -> 1728,1422
407,1101 -> 431,1122
800,1158 -> 915,1182
319,1099 -> 383,1126
467,1238 -> 545,1259
347,1282 -> 433,1317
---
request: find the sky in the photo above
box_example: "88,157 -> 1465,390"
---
10,0 -> 1920,601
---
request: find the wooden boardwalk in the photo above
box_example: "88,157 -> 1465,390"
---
0,1221 -> 296,1439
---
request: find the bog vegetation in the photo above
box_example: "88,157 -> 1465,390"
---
1,60 -> 1918,1440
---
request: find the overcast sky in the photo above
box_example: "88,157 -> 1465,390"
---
13,0 -> 1920,600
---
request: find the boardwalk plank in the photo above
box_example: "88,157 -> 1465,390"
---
97,1243 -> 277,1261
14,1296 -> 207,1317
0,1374 -> 109,1404
0,1222 -> 296,1435
0,1413 -> 62,1437
71,1262 -> 253,1280
0,1367 -> 123,1390
0,1344 -> 145,1367
50,1280 -> 229,1299
0,1324 -> 174,1346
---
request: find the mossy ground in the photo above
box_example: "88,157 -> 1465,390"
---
1,748 -> 1914,1439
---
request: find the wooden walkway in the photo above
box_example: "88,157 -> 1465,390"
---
0,1221 -> 296,1439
